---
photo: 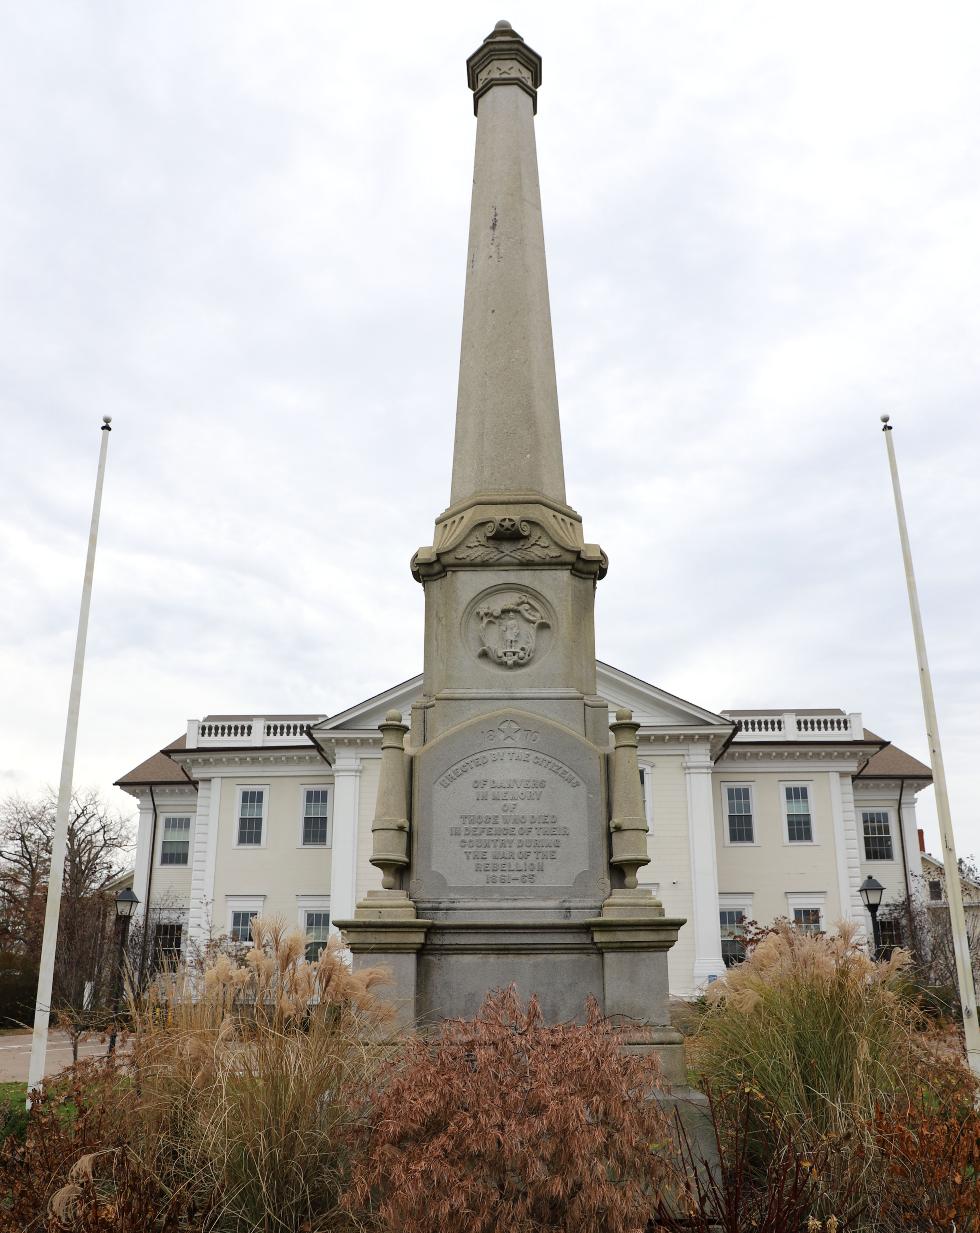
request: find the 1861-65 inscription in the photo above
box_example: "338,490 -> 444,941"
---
426,717 -> 591,889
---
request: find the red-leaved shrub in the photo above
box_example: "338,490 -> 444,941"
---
348,985 -> 675,1233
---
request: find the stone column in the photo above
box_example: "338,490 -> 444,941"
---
683,747 -> 725,988
328,754 -> 362,936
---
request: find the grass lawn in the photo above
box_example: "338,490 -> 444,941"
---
0,1082 -> 26,1108
0,1082 -> 28,1143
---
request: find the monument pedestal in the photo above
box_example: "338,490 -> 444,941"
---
338,892 -> 432,1034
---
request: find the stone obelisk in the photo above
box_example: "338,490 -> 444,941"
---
339,21 -> 684,1077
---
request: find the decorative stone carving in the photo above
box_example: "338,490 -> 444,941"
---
454,518 -> 562,565
369,709 -> 411,889
465,20 -> 542,116
475,593 -> 548,668
608,708 -> 652,889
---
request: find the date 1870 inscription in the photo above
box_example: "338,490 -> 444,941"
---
432,743 -> 589,888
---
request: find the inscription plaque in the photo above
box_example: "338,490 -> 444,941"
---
434,744 -> 588,887
412,710 -> 607,907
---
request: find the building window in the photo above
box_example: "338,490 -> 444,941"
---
877,918 -> 903,957
929,879 -> 943,902
719,909 -> 746,967
862,810 -> 894,861
783,785 -> 813,843
152,922 -> 183,971
230,910 -> 258,944
160,815 -> 191,865
237,788 -> 266,846
793,907 -> 822,934
725,785 -> 754,844
301,787 -> 330,846
304,910 -> 331,962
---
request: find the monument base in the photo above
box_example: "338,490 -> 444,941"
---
338,907 -> 688,1084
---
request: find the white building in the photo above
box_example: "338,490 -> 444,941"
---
115,661 -> 931,997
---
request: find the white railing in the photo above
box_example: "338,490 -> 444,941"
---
723,712 -> 863,741
186,717 -> 326,748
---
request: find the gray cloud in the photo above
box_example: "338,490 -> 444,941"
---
1,1 -> 977,858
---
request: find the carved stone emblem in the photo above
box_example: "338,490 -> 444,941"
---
454,518 -> 562,564
474,593 -> 549,668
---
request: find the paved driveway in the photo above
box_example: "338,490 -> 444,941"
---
0,1030 -> 110,1082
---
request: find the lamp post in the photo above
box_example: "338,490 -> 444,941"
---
859,875 -> 885,960
107,887 -> 138,1056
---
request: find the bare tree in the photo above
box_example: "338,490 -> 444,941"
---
0,789 -> 134,1029
882,871 -> 980,1017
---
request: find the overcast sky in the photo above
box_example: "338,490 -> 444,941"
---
1,2 -> 978,860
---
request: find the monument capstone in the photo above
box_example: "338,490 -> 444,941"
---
335,19 -> 686,1078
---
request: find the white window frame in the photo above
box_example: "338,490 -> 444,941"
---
780,781 -> 817,845
720,782 -> 758,846
234,785 -> 269,849
296,895 -> 332,961
158,813 -> 193,867
226,895 -> 265,944
786,891 -> 826,932
297,784 -> 333,848
860,807 -> 895,862
718,893 -> 754,965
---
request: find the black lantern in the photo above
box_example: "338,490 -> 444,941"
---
108,888 -> 139,1054
115,887 -> 139,919
859,875 -> 885,958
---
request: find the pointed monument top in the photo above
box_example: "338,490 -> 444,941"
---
466,19 -> 542,116
447,22 -> 568,514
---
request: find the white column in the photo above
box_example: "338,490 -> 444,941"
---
329,754 -> 362,935
684,746 -> 725,987
131,793 -> 155,908
837,774 -> 867,931
900,793 -> 924,884
188,777 -> 220,947
829,772 -> 859,929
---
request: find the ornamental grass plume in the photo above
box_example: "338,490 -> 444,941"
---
49,915 -> 391,1233
690,921 -> 921,1146
348,985 -> 676,1233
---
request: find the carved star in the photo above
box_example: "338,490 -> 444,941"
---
498,719 -> 521,743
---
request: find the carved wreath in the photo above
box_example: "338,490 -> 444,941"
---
455,519 -> 562,564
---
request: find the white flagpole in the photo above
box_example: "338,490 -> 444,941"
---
881,413 -> 980,1078
27,416 -> 113,1098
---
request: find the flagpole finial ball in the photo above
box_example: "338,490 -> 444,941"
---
880,414 -> 890,424
103,416 -> 112,425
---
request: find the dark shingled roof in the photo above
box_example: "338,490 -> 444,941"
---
857,729 -> 932,780
115,735 -> 190,787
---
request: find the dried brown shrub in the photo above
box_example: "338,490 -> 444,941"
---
0,1059 -> 127,1233
870,1062 -> 980,1232
348,985 -> 675,1233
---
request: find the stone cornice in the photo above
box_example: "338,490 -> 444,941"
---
170,748 -> 326,773
412,498 -> 606,584
853,777 -> 930,795
466,21 -> 542,116
717,746 -> 868,771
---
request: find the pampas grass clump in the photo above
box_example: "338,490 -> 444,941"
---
691,921 -> 918,1142
122,915 -> 389,1231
